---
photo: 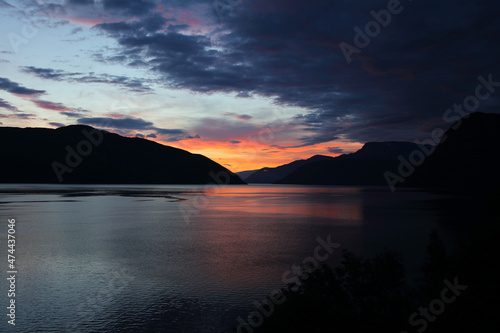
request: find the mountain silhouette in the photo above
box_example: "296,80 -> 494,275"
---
0,125 -> 245,184
235,169 -> 261,181
404,112 -> 500,192
241,155 -> 335,183
274,142 -> 421,185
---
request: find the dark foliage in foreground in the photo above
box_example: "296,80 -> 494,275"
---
236,193 -> 500,333
253,250 -> 412,333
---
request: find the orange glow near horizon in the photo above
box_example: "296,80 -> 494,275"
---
0,121 -> 363,173
155,138 -> 364,173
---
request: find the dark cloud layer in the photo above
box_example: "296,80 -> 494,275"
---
95,13 -> 169,35
60,111 -> 83,118
0,77 -> 82,118
0,98 -> 18,111
0,77 -> 45,96
327,147 -> 345,154
67,0 -> 95,6
0,112 -> 36,120
102,0 -> 156,16
77,0 -> 500,145
22,66 -> 152,92
77,116 -> 197,142
0,0 -> 12,7
5,0 -> 500,148
49,122 -> 65,127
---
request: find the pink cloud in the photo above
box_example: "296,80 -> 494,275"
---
32,99 -> 71,112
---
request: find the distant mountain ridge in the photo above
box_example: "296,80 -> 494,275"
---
266,112 -> 500,190
336,141 -> 422,161
4,112 -> 496,188
275,142 -> 421,185
0,125 -> 245,184
241,155 -> 335,183
235,169 -> 261,181
236,142 -> 422,185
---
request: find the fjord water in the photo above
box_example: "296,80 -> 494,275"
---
0,184 -> 471,332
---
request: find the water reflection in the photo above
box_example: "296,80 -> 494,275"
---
0,184 -> 470,332
194,185 -> 364,222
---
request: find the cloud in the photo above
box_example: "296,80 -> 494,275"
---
146,133 -> 157,138
191,117 -> 260,141
236,91 -> 252,98
77,116 -> 197,142
32,99 -> 72,112
79,0 -> 500,145
0,77 -> 45,96
77,116 -> 154,129
66,0 -> 95,5
155,128 -> 188,135
29,99 -> 88,117
164,133 -> 200,142
21,67 -> 70,80
94,13 -> 169,35
49,122 -> 65,127
0,113 -> 37,120
21,66 -> 152,92
0,98 -> 18,111
229,140 -> 241,144
102,0 -> 156,16
5,0 -> 500,147
223,112 -> 253,121
327,147 -> 344,154
61,111 -> 84,118
0,0 -> 13,7
70,27 -> 83,34
0,75 -> 92,115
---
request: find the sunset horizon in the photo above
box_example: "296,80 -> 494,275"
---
3,1 -> 498,173
3,121 -> 366,172
1,1 -> 500,332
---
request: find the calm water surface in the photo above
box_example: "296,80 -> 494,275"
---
0,184 -> 472,332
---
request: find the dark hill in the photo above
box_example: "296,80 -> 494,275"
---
275,142 -> 421,185
235,169 -> 260,181
404,112 -> 500,191
336,141 -> 421,161
0,125 -> 245,184
244,155 -> 335,183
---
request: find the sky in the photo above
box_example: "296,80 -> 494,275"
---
0,0 -> 499,172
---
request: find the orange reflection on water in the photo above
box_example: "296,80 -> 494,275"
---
203,185 -> 364,222
186,186 -> 364,291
